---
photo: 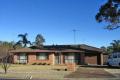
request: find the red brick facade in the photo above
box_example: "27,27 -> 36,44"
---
13,52 -> 104,65
85,55 -> 97,64
13,53 -> 54,65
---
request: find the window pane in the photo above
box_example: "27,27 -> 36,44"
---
19,53 -> 27,60
18,53 -> 27,64
113,54 -> 117,58
118,53 -> 120,58
65,53 -> 75,63
37,53 -> 48,60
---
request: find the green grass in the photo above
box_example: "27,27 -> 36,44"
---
0,64 -> 71,79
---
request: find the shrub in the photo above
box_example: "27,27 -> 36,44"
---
47,63 -> 50,65
32,63 -> 36,65
42,63 -> 46,65
14,62 -> 19,64
38,63 -> 42,65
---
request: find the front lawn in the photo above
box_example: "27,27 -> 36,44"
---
0,64 -> 71,79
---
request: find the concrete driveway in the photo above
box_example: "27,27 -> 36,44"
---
65,65 -> 119,78
105,68 -> 120,78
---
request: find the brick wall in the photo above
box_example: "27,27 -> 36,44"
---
13,52 -> 54,65
66,63 -> 76,71
13,53 -> 18,63
28,53 -> 54,65
85,53 -> 97,65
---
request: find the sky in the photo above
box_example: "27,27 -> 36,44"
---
0,0 -> 120,48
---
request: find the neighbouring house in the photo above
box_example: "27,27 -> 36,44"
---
10,44 -> 106,65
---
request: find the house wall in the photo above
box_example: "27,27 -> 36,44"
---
13,52 -> 103,65
28,53 -> 54,65
13,52 -> 54,65
84,53 -> 98,65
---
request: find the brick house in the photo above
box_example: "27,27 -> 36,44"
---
10,44 -> 105,65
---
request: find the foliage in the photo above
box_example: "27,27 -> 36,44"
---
96,0 -> 120,30
15,33 -> 31,48
34,34 -> 45,48
101,46 -> 113,54
101,40 -> 120,53
110,40 -> 120,52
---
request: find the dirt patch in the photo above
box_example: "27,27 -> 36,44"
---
65,67 -> 116,78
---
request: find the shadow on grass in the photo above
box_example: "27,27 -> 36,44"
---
80,65 -> 120,69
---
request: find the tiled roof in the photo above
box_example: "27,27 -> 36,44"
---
80,44 -> 103,52
10,48 -> 83,53
10,44 -> 103,53
9,48 -> 54,53
61,49 -> 84,53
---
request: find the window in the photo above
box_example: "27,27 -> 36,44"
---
36,53 -> 48,60
118,53 -> 120,58
113,54 -> 117,58
18,53 -> 27,64
65,53 -> 75,63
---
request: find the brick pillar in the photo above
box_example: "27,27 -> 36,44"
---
100,53 -> 103,65
60,53 -> 64,65
49,53 -> 54,65
13,54 -> 18,63
28,53 -> 36,64
66,63 -> 76,71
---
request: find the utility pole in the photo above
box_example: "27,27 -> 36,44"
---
72,29 -> 79,44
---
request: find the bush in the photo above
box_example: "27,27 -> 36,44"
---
14,62 -> 19,64
38,63 -> 42,65
42,63 -> 46,65
47,63 -> 50,65
32,63 -> 37,65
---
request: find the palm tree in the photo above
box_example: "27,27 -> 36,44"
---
110,40 -> 120,52
15,33 -> 31,48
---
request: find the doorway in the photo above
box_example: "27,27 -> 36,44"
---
55,52 -> 61,64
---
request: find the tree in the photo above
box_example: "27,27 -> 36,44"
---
0,41 -> 21,74
100,46 -> 113,54
34,34 -> 45,48
96,0 -> 120,30
0,47 -> 12,74
110,40 -> 120,52
106,46 -> 113,53
1,54 -> 12,74
15,33 -> 31,48
100,40 -> 120,53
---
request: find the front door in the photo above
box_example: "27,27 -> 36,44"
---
55,53 -> 61,64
